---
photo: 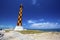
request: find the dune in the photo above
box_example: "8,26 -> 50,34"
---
0,30 -> 60,40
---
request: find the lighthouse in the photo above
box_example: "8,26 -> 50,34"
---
14,4 -> 24,31
17,4 -> 23,26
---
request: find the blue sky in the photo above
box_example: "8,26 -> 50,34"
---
0,0 -> 60,29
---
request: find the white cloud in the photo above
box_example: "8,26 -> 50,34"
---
32,0 -> 36,5
32,0 -> 40,8
28,20 -> 35,23
0,25 -> 14,29
39,19 -> 45,21
27,20 -> 60,29
30,22 -> 60,29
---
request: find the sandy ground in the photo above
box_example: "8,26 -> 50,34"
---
1,31 -> 60,40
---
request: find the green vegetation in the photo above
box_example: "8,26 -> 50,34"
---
18,30 -> 44,34
5,29 -> 13,32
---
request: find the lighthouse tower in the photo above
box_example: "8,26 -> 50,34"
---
15,4 -> 24,31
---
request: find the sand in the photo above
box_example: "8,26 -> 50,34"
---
1,31 -> 60,40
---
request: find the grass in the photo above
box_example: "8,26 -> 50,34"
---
5,30 -> 10,32
17,30 -> 44,34
5,29 -> 13,32
4,29 -> 44,34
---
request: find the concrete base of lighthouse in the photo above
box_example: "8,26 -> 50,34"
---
14,26 -> 24,31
